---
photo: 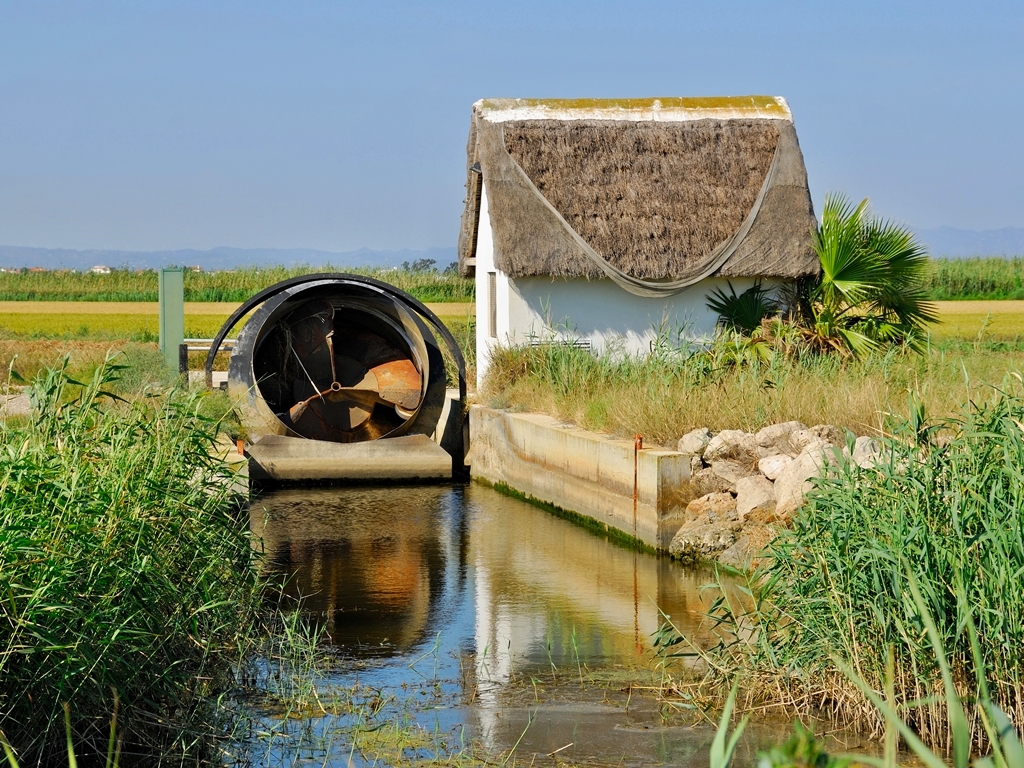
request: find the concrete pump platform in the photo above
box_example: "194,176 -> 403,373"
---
247,433 -> 453,484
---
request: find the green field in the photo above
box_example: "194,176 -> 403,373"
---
4,257 -> 1024,303
0,265 -> 475,303
926,256 -> 1024,300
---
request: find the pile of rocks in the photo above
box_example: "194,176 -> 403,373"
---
667,421 -> 882,569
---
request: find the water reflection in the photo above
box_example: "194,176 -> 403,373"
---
250,483 -> 726,668
246,484 -> 760,765
249,486 -> 465,654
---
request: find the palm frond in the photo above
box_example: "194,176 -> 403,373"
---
706,281 -> 780,335
806,192 -> 935,356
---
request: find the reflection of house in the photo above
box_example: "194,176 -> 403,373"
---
458,97 -> 819,386
466,486 -> 740,751
468,487 -> 727,679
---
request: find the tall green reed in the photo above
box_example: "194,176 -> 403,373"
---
0,355 -> 259,763
712,383 -> 1024,750
0,266 -> 474,304
925,257 -> 1024,301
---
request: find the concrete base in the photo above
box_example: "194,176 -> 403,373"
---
434,389 -> 468,474
248,433 -> 453,484
469,406 -> 691,550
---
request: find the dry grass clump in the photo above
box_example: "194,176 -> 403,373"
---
482,337 -> 1024,446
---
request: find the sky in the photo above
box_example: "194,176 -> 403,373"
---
0,0 -> 1022,252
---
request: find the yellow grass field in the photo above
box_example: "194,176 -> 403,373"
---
0,299 -> 1015,350
0,299 -> 1017,342
0,301 -> 475,341
0,299 -> 1014,342
927,300 -> 1024,341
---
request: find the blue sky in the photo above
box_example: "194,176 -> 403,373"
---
1,0 -> 1021,252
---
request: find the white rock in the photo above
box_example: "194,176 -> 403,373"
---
670,493 -> 741,563
735,475 -> 776,520
810,424 -> 844,446
669,519 -> 740,563
774,445 -> 841,516
703,429 -> 758,463
711,459 -> 758,490
758,453 -> 793,480
754,421 -> 807,457
852,435 -> 882,468
686,468 -> 734,499
684,491 -> 738,522
789,429 -> 828,455
678,427 -> 713,456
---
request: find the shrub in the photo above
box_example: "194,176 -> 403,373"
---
706,281 -> 781,335
749,385 -> 1024,748
804,193 -> 936,355
0,357 -> 258,763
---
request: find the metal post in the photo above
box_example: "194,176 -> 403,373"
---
178,343 -> 189,374
159,267 -> 185,373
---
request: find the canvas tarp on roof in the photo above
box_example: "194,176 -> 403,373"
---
458,97 -> 818,294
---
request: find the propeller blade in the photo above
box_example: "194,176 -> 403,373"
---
367,359 -> 422,411
287,385 -> 331,423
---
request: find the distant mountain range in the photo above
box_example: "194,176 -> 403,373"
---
1,228 -> 1022,271
0,245 -> 458,272
917,227 -> 1024,258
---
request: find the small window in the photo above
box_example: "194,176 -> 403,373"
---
488,272 -> 497,339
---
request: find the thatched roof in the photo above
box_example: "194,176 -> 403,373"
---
458,97 -> 818,293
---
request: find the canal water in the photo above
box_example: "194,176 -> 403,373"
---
232,484 -> 864,766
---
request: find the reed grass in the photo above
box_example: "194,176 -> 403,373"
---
679,386 -> 1024,752
482,335 -> 1024,446
0,266 -> 474,303
925,257 -> 1024,301
8,256 -> 1024,303
0,356 -> 259,764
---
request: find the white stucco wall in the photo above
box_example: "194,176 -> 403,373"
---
473,184 -> 780,389
474,184 -> 509,386
505,274 -> 770,350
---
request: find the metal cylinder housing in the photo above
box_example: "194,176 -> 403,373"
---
218,276 -> 459,445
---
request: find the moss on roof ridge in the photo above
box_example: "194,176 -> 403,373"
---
477,96 -> 788,115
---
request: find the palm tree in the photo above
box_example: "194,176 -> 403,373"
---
805,193 -> 937,356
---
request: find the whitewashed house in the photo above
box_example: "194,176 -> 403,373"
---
457,97 -> 819,387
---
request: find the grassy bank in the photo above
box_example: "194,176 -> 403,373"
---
483,337 -> 1024,446
672,389 -> 1024,752
0,265 -> 475,303
0,358 -> 258,763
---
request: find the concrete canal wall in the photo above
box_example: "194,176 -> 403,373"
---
468,405 -> 691,550
470,406 -> 884,565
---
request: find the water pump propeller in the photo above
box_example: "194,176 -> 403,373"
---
205,274 -> 466,478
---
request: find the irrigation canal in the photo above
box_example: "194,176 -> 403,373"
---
235,484 -> 870,766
